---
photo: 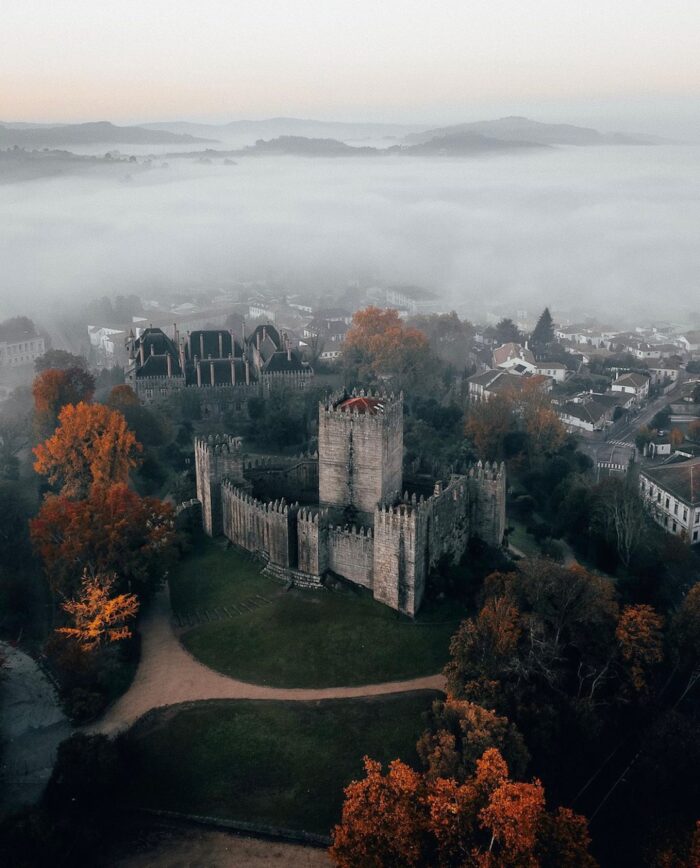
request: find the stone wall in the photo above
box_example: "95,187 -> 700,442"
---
195,434 -> 246,536
296,508 -> 329,577
373,505 -> 422,616
222,483 -> 299,568
244,454 -> 319,503
467,461 -> 507,548
328,525 -> 374,589
318,391 -> 403,522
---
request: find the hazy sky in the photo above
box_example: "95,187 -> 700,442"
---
2,0 -> 700,133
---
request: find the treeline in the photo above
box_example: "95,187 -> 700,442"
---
331,556 -> 700,867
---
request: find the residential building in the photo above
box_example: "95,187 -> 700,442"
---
492,343 -> 537,375
648,359 -> 682,386
0,321 -> 45,369
639,457 -> 700,545
611,372 -> 650,402
678,330 -> 700,354
535,361 -> 568,383
468,368 -> 550,402
555,392 -> 621,432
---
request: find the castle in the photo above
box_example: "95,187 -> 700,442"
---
195,391 -> 506,616
125,322 -> 312,406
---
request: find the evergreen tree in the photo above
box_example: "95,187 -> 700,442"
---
494,317 -> 522,345
531,307 -> 554,348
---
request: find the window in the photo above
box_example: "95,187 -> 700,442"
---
674,503 -> 678,515
672,521 -> 677,532
683,508 -> 688,522
657,492 -> 661,503
666,497 -> 670,508
694,530 -> 698,542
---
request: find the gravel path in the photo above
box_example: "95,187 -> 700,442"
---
112,825 -> 329,867
0,643 -> 72,814
90,587 -> 445,735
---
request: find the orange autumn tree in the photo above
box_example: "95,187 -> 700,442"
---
57,571 -> 139,651
417,697 -> 530,783
107,384 -> 140,408
517,377 -> 567,457
344,306 -> 431,386
653,819 -> 700,867
32,366 -> 95,434
616,603 -> 665,695
330,756 -> 428,867
464,393 -> 517,462
30,482 -> 177,598
330,748 -> 596,868
34,401 -> 142,499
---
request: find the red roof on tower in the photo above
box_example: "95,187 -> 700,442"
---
338,396 -> 384,414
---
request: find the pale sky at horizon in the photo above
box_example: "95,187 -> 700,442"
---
2,0 -> 700,133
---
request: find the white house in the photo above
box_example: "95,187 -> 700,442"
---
648,360 -> 682,386
555,393 -> 621,432
678,331 -> 700,354
611,372 -> 650,402
639,457 -> 700,545
535,361 -> 568,383
492,343 -> 537,376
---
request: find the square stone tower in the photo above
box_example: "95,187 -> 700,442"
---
318,391 -> 403,523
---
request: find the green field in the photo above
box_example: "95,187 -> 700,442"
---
506,518 -> 542,558
169,540 -> 465,688
126,692 -> 440,835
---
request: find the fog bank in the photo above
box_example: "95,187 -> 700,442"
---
1,145 -> 699,323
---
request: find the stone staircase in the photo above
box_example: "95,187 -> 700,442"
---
173,594 -> 273,629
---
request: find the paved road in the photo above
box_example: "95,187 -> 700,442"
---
89,587 -> 445,736
578,380 -> 686,472
0,643 -> 72,814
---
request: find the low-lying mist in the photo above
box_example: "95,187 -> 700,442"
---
1,145 -> 699,323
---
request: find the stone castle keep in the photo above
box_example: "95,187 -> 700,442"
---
195,392 -> 506,616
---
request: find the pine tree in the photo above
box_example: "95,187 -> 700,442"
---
531,307 -> 554,349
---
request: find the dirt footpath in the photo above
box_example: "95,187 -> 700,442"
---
111,825 -> 330,867
90,587 -> 444,736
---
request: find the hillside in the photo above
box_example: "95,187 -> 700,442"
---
0,121 -> 216,148
404,116 -> 661,146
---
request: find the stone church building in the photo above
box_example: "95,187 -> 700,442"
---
195,391 -> 506,616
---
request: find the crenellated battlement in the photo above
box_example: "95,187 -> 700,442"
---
194,389 -> 506,619
195,433 -> 243,456
221,482 -> 298,515
468,459 -> 506,482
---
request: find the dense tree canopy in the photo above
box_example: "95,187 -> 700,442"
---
344,306 -> 432,389
330,748 -> 595,867
34,402 -> 141,499
32,367 -> 95,434
30,482 -> 177,597
35,349 -> 88,373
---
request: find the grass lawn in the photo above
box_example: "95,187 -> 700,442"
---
169,539 -> 465,688
506,518 -> 542,558
169,539 -> 281,613
126,692 -> 440,835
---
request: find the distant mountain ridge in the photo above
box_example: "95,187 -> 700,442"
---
0,121 -> 216,147
403,116 -> 663,146
234,133 -> 546,158
143,117 -> 425,143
